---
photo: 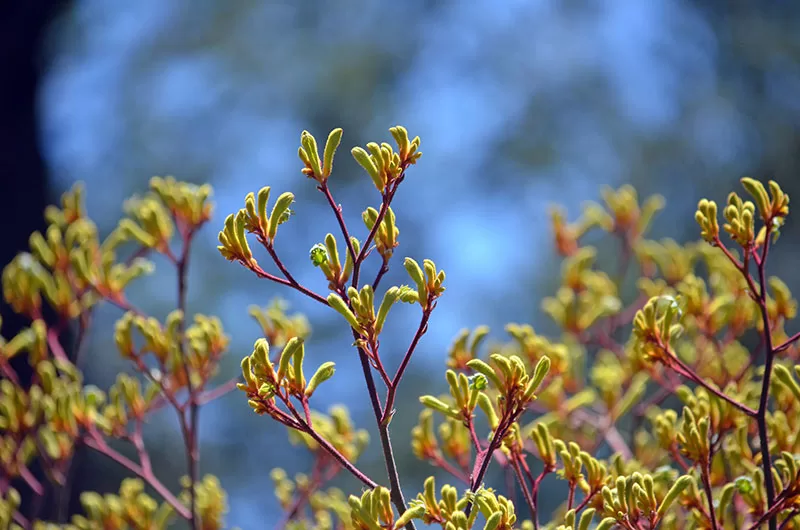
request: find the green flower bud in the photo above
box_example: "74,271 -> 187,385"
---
305,362 -> 335,397
327,293 -> 361,330
322,128 -> 343,178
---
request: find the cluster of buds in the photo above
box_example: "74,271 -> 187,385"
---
114,310 -> 229,391
298,128 -> 343,184
120,193 -> 175,253
0,176 -> 237,529
347,486 -> 408,530
411,409 -> 471,479
631,295 -> 685,365
2,188 -> 151,321
69,478 -> 175,530
596,185 -> 665,239
217,186 -> 295,265
597,473 -> 694,530
286,405 -> 370,464
327,283 -> 417,345
591,355 -> 649,422
552,508 -> 600,530
695,177 -> 790,249
362,206 -> 400,260
122,176 -> 213,255
420,353 -> 550,446
635,238 -> 697,284
541,248 -> 622,334
270,469 -> 356,528
555,437 -> 611,498
247,298 -> 310,348
548,184 -> 664,258
148,176 -> 214,230
548,206 -> 604,257
446,327 -> 490,372
309,233 -> 360,290
465,355 -> 551,420
351,126 -> 422,193
178,475 -> 229,530
239,337 -> 335,409
398,477 -> 518,530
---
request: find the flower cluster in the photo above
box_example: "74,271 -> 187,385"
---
1,178 -> 234,529
2,123 -> 799,530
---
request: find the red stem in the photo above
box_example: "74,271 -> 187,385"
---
464,407 -> 523,517
18,465 -> 44,496
467,420 -> 483,452
529,468 -> 551,530
701,457 -> 720,530
319,184 -> 359,269
278,390 -> 377,489
658,340 -> 757,417
276,456 -> 340,529
774,332 -> 800,354
567,482 -> 577,511
372,255 -> 390,291
752,233 -> 778,530
778,509 -> 800,530
573,488 -> 600,514
669,445 -> 692,474
381,307 -> 432,424
83,432 -> 191,519
350,176 -> 404,289
45,328 -> 69,362
195,376 -> 241,406
12,510 -> 30,528
175,229 -> 200,530
247,258 -> 329,306
509,455 -> 536,521
316,177 -> 414,528
429,452 -> 470,484
713,233 -> 779,530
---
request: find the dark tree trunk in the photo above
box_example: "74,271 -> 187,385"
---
0,0 -> 78,523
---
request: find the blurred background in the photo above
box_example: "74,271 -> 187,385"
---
2,0 -> 800,528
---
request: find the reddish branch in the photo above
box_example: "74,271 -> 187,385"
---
82,428 -> 191,519
316,175 -> 416,528
713,232 -> 780,530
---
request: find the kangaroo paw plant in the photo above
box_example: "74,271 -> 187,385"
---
1,126 -> 799,530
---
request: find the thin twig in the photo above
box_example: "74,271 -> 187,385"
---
372,256 -> 390,292
381,307 -> 432,424
279,391 -> 377,488
509,455 -> 536,521
18,465 -> 44,496
464,408 -> 522,517
83,432 -> 191,519
529,467 -> 551,530
774,332 -> 800,354
195,376 -> 242,406
319,184 -> 359,268
350,177 -> 404,288
316,177 -> 414,528
778,509 -> 800,530
355,340 -> 413,522
659,341 -> 757,417
573,487 -> 600,514
176,228 -> 199,530
429,452 -> 470,484
12,510 -> 30,528
248,260 -> 329,306
701,457 -> 720,530
752,234 -> 778,530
